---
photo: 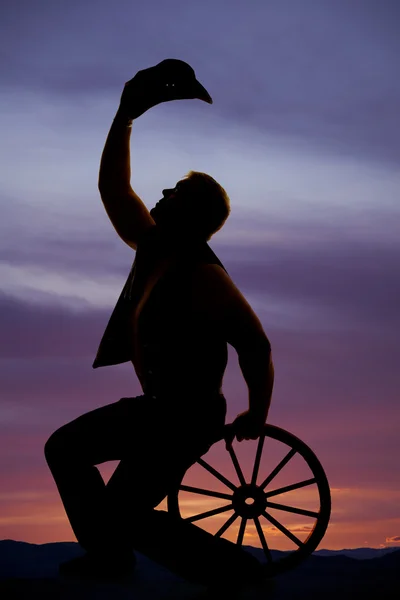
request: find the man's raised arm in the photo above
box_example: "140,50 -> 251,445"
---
98,60 -> 213,250
98,104 -> 155,251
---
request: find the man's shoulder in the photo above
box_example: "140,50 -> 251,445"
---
191,262 -> 237,300
192,261 -> 228,278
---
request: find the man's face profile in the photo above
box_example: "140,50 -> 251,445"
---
150,179 -> 194,234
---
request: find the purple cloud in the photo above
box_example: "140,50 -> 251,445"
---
1,1 -> 399,163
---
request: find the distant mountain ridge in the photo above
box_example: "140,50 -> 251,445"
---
313,546 -> 400,560
0,540 -> 399,599
0,539 -> 399,580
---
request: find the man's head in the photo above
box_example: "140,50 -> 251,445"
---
150,171 -> 230,243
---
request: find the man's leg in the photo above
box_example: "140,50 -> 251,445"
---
44,394 -> 158,560
45,392 -> 263,585
101,393 -> 264,588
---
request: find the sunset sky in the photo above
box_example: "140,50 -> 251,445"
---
0,0 -> 399,552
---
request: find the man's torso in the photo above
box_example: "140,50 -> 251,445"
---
92,226 -> 230,402
129,249 -> 228,399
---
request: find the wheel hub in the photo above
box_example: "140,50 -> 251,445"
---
232,484 -> 267,518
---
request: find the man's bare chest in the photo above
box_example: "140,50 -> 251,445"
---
130,255 -> 218,333
131,257 -> 184,326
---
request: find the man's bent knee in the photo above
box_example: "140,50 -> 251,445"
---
44,425 -> 71,467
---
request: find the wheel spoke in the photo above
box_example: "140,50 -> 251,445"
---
266,500 -> 319,518
262,511 -> 303,547
237,517 -> 247,545
251,434 -> 265,485
265,477 -> 316,498
260,448 -> 296,490
253,516 -> 273,563
215,512 -> 239,538
186,503 -> 233,523
180,484 -> 233,501
197,458 -> 237,491
228,446 -> 246,486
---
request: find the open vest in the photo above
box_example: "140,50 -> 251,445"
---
93,227 -> 229,369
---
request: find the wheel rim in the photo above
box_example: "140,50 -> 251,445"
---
168,424 -> 331,577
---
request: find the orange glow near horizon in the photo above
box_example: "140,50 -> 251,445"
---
1,456 -> 399,551
1,485 -> 399,551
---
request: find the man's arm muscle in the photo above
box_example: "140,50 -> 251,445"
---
193,263 -> 274,424
193,264 -> 271,351
98,109 -> 155,250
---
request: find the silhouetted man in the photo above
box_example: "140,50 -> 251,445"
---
45,60 -> 274,587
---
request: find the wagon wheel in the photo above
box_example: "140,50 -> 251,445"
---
168,424 -> 331,577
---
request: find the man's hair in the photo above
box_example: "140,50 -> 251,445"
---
183,170 -> 231,241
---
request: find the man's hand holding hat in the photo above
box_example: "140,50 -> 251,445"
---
119,59 -> 213,120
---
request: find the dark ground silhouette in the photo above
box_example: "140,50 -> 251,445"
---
0,541 -> 399,599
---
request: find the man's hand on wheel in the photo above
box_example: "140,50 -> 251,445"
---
225,409 -> 268,451
118,59 -> 212,120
